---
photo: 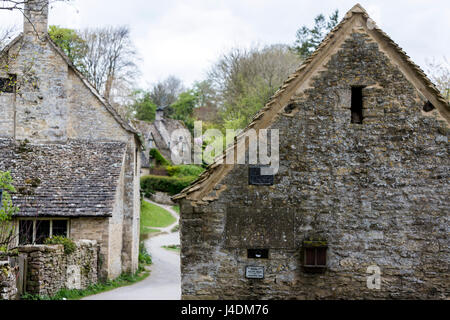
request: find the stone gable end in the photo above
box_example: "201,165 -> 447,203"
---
179,27 -> 449,300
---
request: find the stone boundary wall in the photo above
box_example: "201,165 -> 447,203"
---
0,260 -> 18,300
18,240 -> 98,297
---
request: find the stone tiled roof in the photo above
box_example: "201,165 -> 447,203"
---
173,3 -> 450,203
0,138 -> 127,217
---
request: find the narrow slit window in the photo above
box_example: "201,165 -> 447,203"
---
351,86 -> 364,124
248,249 -> 269,259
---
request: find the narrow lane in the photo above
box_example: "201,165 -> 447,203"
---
83,201 -> 181,300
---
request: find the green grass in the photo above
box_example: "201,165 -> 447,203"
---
171,205 -> 180,215
142,227 -> 161,235
140,201 -> 176,233
162,244 -> 180,254
171,224 -> 179,233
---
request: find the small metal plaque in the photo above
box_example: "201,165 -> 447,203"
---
245,266 -> 265,279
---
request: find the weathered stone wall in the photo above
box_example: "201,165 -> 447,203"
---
180,31 -> 449,299
121,140 -> 141,274
18,240 -> 98,297
70,218 -> 109,280
0,260 -> 18,300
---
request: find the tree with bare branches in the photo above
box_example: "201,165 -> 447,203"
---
426,57 -> 450,102
208,44 -> 302,129
79,26 -> 139,101
0,25 -> 17,50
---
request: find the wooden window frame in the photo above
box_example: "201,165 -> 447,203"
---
16,218 -> 70,246
303,241 -> 328,273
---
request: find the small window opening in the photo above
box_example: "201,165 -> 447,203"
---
0,74 -> 16,93
284,103 -> 296,114
423,101 -> 435,112
18,219 -> 69,245
248,166 -> 274,186
248,249 -> 269,259
351,86 -> 364,124
303,240 -> 328,273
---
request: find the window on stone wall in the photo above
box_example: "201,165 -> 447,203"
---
303,240 -> 328,273
0,74 -> 17,93
423,101 -> 436,112
18,219 -> 69,245
248,166 -> 274,186
351,86 -> 364,124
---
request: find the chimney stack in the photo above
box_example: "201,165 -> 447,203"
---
23,0 -> 49,39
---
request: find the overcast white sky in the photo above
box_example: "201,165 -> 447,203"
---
1,0 -> 449,89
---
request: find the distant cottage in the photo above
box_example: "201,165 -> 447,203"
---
133,107 -> 191,174
0,0 -> 141,280
173,4 -> 449,299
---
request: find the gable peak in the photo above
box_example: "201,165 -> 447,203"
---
345,3 -> 368,17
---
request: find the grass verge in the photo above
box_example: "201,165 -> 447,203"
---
162,244 -> 180,254
140,201 -> 176,236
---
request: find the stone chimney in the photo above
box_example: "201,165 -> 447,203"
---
23,0 -> 49,39
155,107 -> 164,121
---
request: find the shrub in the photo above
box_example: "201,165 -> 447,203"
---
149,148 -> 170,166
166,165 -> 204,178
139,242 -> 152,266
140,175 -> 197,196
44,236 -> 76,255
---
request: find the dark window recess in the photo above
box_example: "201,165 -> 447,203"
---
284,103 -> 296,114
19,220 -> 33,245
35,220 -> 50,244
52,220 -> 68,237
423,101 -> 436,112
248,249 -> 269,259
0,75 -> 16,93
248,167 -> 274,186
351,86 -> 364,124
303,242 -> 327,273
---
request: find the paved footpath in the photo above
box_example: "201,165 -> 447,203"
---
83,200 -> 181,300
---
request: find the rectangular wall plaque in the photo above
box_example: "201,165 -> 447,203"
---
245,266 -> 265,279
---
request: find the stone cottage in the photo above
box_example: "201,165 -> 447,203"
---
0,0 -> 141,280
133,107 -> 191,174
173,4 -> 449,299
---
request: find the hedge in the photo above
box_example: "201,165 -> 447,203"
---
166,165 -> 204,177
149,148 -> 170,166
140,175 -> 197,196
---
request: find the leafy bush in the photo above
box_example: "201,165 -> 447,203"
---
149,148 -> 170,166
139,242 -> 152,265
140,175 -> 197,196
166,165 -> 204,178
44,236 -> 76,255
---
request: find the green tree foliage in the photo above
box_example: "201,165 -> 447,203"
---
48,25 -> 87,71
131,90 -> 157,121
293,10 -> 339,59
208,44 -> 301,130
168,90 -> 198,132
0,171 -> 19,251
